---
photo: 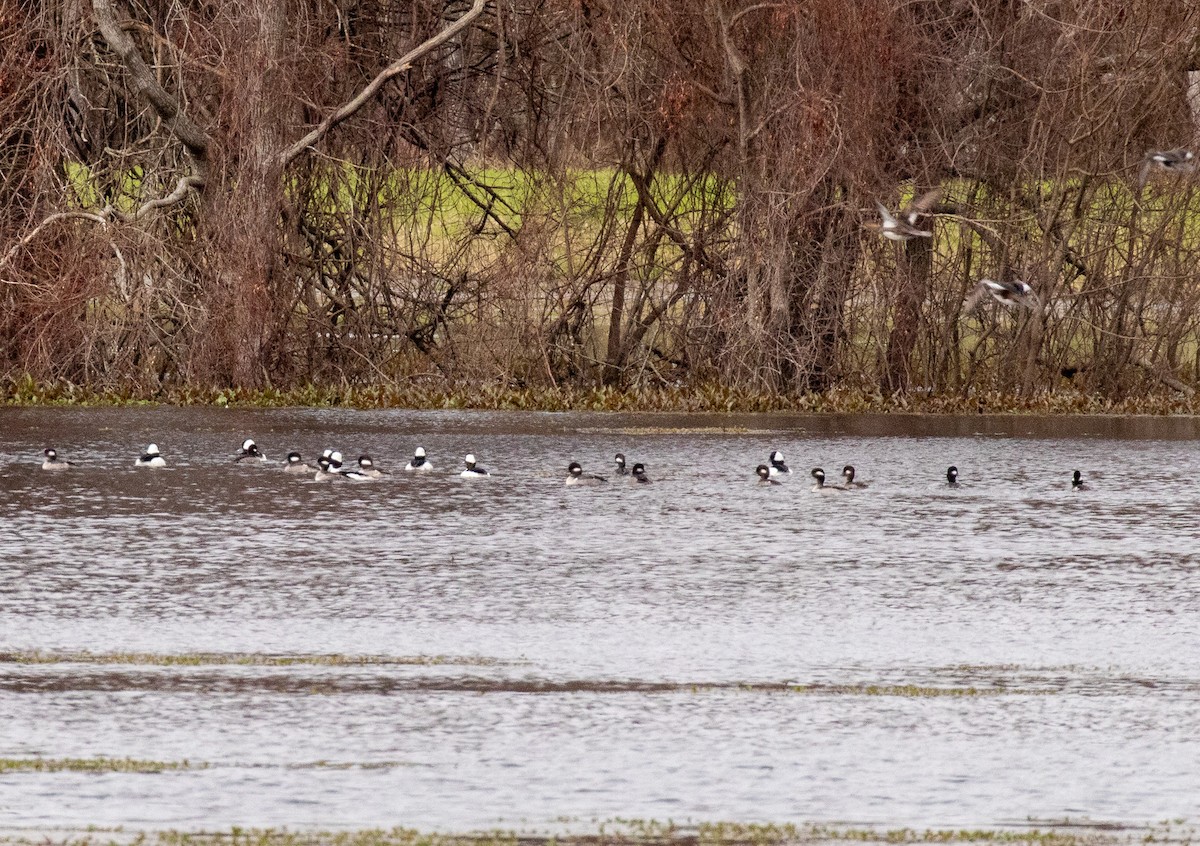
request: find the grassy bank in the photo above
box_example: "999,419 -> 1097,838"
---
4,377 -> 1200,415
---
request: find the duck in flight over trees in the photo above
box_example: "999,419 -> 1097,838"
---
963,278 -> 1039,312
1139,148 -> 1196,188
870,189 -> 940,241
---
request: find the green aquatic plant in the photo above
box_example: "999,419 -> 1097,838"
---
11,822 -> 1167,846
0,757 -> 202,773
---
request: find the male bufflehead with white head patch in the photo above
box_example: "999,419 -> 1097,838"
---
136,444 -> 167,468
769,451 -> 790,476
314,451 -> 345,482
41,448 -> 73,471
234,438 -> 267,463
566,462 -> 606,486
461,454 -> 490,477
405,447 -> 433,472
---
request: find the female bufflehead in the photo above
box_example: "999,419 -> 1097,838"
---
283,452 -> 316,474
756,465 -> 780,485
461,454 -> 490,477
234,438 -> 267,462
810,467 -> 841,492
768,450 -> 790,476
1072,470 -> 1087,491
841,465 -> 869,489
614,453 -> 628,476
136,444 -> 167,468
352,455 -> 384,479
631,463 -> 651,484
314,452 -> 345,482
404,447 -> 433,472
41,448 -> 73,471
946,466 -> 960,488
566,461 -> 606,486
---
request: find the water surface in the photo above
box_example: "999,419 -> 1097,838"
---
1,408 -> 1198,831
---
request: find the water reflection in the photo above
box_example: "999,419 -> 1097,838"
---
1,408 -> 1199,830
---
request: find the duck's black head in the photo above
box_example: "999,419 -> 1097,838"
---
568,462 -> 583,477
811,468 -> 825,483
947,465 -> 958,482
756,464 -> 770,480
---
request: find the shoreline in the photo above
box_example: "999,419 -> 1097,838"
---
4,379 -> 1200,416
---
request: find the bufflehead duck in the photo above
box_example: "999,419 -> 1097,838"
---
768,450 -> 790,476
41,448 -> 73,471
283,452 -> 316,474
756,465 -> 780,485
1139,148 -> 1196,187
964,278 -> 1038,312
404,447 -> 433,472
810,467 -> 841,492
314,451 -> 345,482
946,466 -> 960,488
841,464 -> 869,489
871,190 -> 939,241
234,438 -> 267,462
614,453 -> 628,476
631,463 -> 651,484
352,455 -> 384,479
1072,470 -> 1087,491
461,454 -> 490,477
566,461 -> 607,486
135,444 -> 167,468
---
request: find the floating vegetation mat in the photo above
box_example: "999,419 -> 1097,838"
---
0,821 -> 1187,846
0,671 -> 1050,696
0,758 -> 420,774
0,651 -> 510,668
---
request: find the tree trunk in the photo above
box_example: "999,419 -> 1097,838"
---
207,0 -> 288,388
883,236 -> 933,394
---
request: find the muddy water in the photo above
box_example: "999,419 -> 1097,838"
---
1,408 -> 1200,831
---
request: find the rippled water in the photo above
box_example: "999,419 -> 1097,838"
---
2,407 -> 1200,832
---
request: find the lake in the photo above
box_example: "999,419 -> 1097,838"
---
1,407 -> 1199,833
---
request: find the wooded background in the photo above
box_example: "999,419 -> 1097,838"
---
4,0 -> 1200,400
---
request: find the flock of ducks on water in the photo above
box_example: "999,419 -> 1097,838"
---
754,451 -> 1087,492
871,148 -> 1195,314
35,440 -> 652,485
37,441 -> 1091,491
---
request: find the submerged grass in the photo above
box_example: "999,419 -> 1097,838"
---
782,684 -> 1032,697
0,757 -> 200,773
6,376 -> 1200,415
0,822 -> 1173,846
0,651 -> 506,667
0,758 -> 421,774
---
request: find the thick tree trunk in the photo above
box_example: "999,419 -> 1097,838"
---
210,0 -> 288,388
